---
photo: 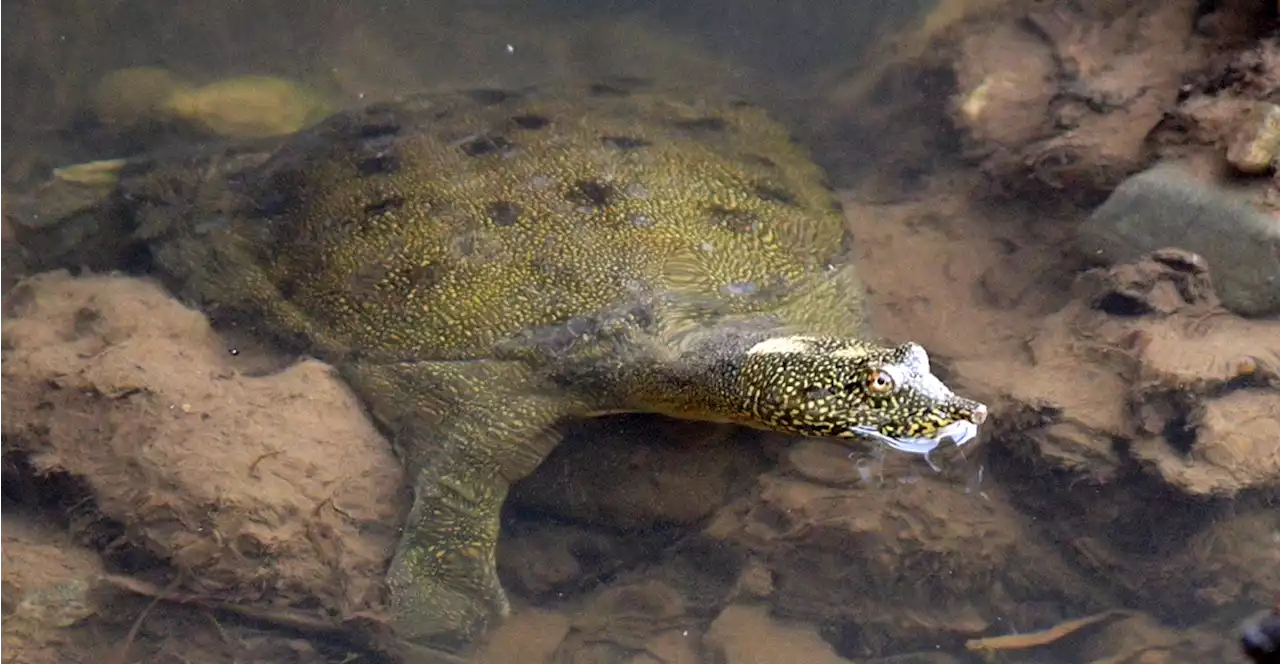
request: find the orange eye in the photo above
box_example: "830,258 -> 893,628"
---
868,370 -> 894,393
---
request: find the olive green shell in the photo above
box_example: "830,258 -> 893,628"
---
152,81 -> 854,366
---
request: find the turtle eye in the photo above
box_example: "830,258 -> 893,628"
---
867,370 -> 894,393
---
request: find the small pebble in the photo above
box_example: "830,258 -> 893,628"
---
1227,102 -> 1280,175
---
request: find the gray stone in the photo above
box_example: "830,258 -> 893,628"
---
1076,164 -> 1280,317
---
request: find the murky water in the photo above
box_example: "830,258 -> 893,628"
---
3,1 -> 1278,664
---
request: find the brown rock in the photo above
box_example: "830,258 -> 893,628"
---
1169,511 -> 1280,609
1,514 -> 105,664
1226,102 -> 1280,174
823,0 -> 1208,202
498,522 -> 647,599
472,607 -> 570,664
1133,389 -> 1280,497
954,253 -> 1280,616
728,558 -> 775,602
1005,1 -> 1199,198
510,416 -> 768,530
1,271 -> 406,618
706,470 -> 1107,655
951,21 -> 1057,150
703,604 -> 854,664
552,580 -> 692,664
627,630 -> 702,664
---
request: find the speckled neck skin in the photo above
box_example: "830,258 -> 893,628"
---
628,325 -> 883,425
500,258 -> 872,415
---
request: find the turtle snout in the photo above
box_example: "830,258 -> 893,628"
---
968,403 -> 988,425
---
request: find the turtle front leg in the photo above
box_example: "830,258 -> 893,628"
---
385,450 -> 511,653
343,359 -> 579,657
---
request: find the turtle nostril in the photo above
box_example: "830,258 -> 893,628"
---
969,404 -> 988,425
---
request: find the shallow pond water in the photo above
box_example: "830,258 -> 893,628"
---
2,2 -> 1278,663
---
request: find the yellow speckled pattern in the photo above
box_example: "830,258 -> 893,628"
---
117,81 -> 985,658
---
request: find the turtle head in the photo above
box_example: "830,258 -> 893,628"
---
734,335 -> 987,464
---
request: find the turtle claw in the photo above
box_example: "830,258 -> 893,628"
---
923,450 -> 942,473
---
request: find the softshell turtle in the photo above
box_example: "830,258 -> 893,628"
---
16,81 -> 988,659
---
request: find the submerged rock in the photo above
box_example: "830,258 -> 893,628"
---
703,604 -> 858,664
1076,163 -> 1280,317
1,271 -> 406,620
90,67 -> 333,138
1227,102 -> 1280,175
0,514 -> 105,664
161,75 -> 334,138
